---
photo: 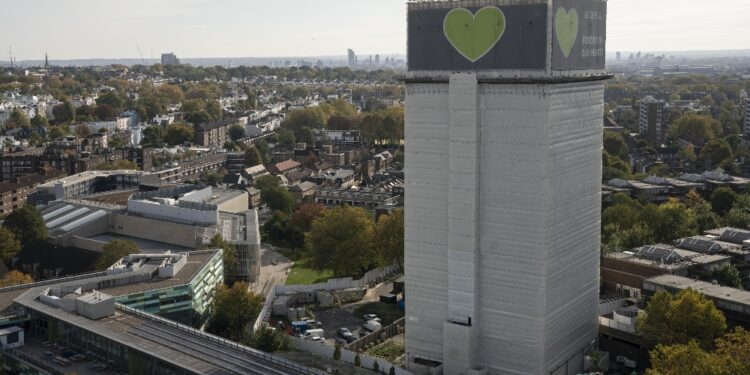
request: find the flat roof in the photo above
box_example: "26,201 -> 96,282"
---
644,274 -> 750,306
39,170 -> 146,189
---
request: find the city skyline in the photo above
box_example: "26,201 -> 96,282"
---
3,0 -> 750,61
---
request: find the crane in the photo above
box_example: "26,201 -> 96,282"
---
136,45 -> 146,65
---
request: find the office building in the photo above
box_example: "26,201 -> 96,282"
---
639,96 -> 670,143
347,49 -> 356,67
161,52 -> 180,65
744,98 -> 750,137
404,1 -> 607,374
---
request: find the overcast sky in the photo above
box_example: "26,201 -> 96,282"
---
3,0 -> 749,60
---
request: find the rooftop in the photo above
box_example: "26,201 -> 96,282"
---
644,274 -> 750,306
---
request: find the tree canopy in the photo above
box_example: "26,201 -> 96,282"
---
244,146 -> 262,167
96,239 -> 139,270
207,283 -> 263,342
375,209 -> 404,270
3,205 -> 47,245
164,122 -> 194,146
0,228 -> 22,263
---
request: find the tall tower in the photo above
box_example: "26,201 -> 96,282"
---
44,53 -> 49,69
404,1 -> 607,374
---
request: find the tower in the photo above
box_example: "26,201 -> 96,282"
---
404,1 -> 607,374
44,53 -> 49,69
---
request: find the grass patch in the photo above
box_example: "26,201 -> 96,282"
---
285,257 -> 334,285
366,340 -> 405,362
353,302 -> 404,326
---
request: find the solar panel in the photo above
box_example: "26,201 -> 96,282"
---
718,229 -> 750,244
675,237 -> 722,254
635,245 -> 683,264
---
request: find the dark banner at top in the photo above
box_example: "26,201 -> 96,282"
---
551,0 -> 607,70
407,0 -> 606,72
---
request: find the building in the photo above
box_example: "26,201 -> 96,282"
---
193,118 -> 243,148
0,172 -> 60,216
639,96 -> 670,143
744,98 -> 750,138
0,250 -> 317,374
404,1 -> 607,374
161,52 -> 180,65
347,49 -> 356,67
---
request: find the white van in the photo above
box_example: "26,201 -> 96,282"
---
363,320 -> 382,332
304,328 -> 325,339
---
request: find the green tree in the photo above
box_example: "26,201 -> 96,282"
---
229,125 -> 245,141
96,91 -> 124,112
701,139 -> 733,168
255,175 -> 281,191
647,199 -> 698,243
96,239 -> 139,270
636,289 -> 727,350
207,283 -> 263,342
709,264 -> 742,289
389,366 -> 396,375
141,126 -> 164,148
244,146 -> 262,167
373,361 -> 380,372
722,208 -> 750,228
604,130 -> 628,160
165,122 -> 194,146
3,109 -> 30,129
254,139 -> 269,162
3,205 -> 47,244
48,126 -> 67,140
714,327 -> 750,374
375,209 -> 404,270
0,228 -> 22,263
261,187 -> 294,213
277,128 -> 296,147
92,159 -> 139,171
306,205 -> 377,278
30,114 -> 49,127
711,187 -> 736,216
52,101 -> 75,123
669,113 -> 720,143
646,341 -> 722,375
354,353 -> 361,367
248,324 -> 291,353
210,234 -> 238,286
695,204 -> 721,233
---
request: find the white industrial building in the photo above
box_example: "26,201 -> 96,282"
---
404,0 -> 607,374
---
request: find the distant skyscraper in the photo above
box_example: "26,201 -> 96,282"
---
161,52 -> 180,65
375,54 -> 380,65
639,96 -> 670,143
616,51 -> 621,61
405,0 -> 607,374
743,96 -> 750,138
44,53 -> 49,69
347,49 -> 356,67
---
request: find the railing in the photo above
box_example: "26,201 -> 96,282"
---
0,270 -> 109,294
115,303 -> 324,375
1,346 -> 65,375
253,277 -> 277,333
599,316 -> 636,334
347,317 -> 406,353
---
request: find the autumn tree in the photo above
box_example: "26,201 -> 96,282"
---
375,209 -> 404,269
165,122 -> 194,146
3,205 -> 47,244
244,146 -> 262,166
636,289 -> 726,350
669,113 -> 721,144
96,239 -> 139,270
306,205 -> 377,278
207,283 -> 263,342
0,229 -> 22,263
0,271 -> 34,287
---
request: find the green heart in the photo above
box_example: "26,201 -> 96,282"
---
443,6 -> 506,63
555,7 -> 579,58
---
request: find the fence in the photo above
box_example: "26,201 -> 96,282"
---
347,317 -> 405,353
253,277 -> 277,333
291,336 -> 414,375
116,303 -> 325,375
276,265 -> 400,295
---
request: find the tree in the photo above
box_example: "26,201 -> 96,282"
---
95,91 -> 124,112
647,200 -> 698,243
277,128 -> 296,147
255,175 -> 281,191
229,125 -> 245,141
49,126 -> 67,140
261,187 -> 294,213
710,264 -> 742,289
701,140 -> 733,168
30,114 -> 48,127
254,139 -> 269,162
669,113 -> 720,143
210,234 -> 238,286
244,146 -> 262,167
375,209 -> 404,269
165,122 -> 194,146
646,341 -> 721,375
373,361 -> 380,372
248,324 -> 292,353
207,283 -> 263,342
75,124 -> 91,137
95,103 -> 118,121
4,109 -> 30,129
695,204 -> 721,233
714,327 -> 750,374
389,366 -> 396,375
96,239 -> 139,270
636,289 -> 727,350
711,187 -> 736,216
333,343 -> 342,360
354,353 -> 361,367
3,205 -> 47,244
141,126 -> 164,148
0,271 -> 34,287
0,229 -> 21,263
92,160 -> 139,171
604,130 -> 628,160
52,101 -> 75,123
722,208 -> 750,228
306,205 -> 377,278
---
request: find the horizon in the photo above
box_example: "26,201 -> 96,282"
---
3,0 -> 750,62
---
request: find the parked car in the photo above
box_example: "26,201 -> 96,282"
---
337,327 -> 355,342
363,320 -> 382,332
304,328 -> 325,339
363,314 -> 381,322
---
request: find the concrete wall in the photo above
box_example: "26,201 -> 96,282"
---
110,214 -> 200,248
217,193 -> 250,213
291,336 -> 413,375
71,236 -> 107,252
127,199 -> 218,225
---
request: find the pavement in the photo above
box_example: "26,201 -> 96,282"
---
251,244 -> 293,295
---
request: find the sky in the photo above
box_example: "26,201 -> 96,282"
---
3,0 -> 750,61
